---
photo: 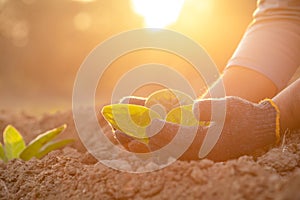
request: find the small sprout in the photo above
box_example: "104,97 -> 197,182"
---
19,125 -> 66,161
0,142 -> 7,162
34,139 -> 75,159
0,124 -> 74,163
102,89 -> 209,141
145,88 -> 194,115
102,104 -> 161,143
3,125 -> 26,160
166,105 -> 199,126
166,105 -> 210,126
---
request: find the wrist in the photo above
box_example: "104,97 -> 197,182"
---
259,99 -> 281,144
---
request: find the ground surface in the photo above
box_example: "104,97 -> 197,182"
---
1,110 -> 300,200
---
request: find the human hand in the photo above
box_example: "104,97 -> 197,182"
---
113,96 -> 280,161
113,89 -> 194,155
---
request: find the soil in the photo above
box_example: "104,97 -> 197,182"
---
1,109 -> 300,200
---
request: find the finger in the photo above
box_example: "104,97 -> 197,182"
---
114,130 -> 134,150
115,130 -> 150,153
147,119 -> 208,160
119,96 -> 147,106
193,98 -> 227,121
179,126 -> 208,161
127,140 -> 150,153
146,119 -> 179,151
193,99 -> 212,121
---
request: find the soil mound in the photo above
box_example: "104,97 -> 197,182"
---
1,110 -> 300,199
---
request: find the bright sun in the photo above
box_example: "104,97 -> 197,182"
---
131,0 -> 185,28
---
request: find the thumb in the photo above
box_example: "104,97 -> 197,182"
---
114,130 -> 133,150
193,99 -> 212,121
127,140 -> 150,153
115,130 -> 150,153
193,98 -> 227,121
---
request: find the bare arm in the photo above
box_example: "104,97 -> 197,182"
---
202,66 -> 278,102
221,0 -> 300,102
273,78 -> 300,131
222,66 -> 277,102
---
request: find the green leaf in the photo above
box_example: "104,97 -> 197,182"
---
35,139 -> 75,159
166,105 -> 199,126
166,105 -> 210,126
145,88 -> 194,116
102,104 -> 161,143
3,125 -> 26,160
0,142 -> 7,162
19,124 -> 66,161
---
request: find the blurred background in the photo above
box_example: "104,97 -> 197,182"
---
0,0 -> 257,115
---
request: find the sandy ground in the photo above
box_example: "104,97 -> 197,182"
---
0,109 -> 300,200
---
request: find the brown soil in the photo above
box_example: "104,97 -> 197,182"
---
1,110 -> 300,200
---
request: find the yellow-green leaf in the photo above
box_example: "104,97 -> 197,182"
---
0,142 -> 7,162
101,104 -> 161,143
3,125 -> 26,160
166,105 -> 199,126
145,89 -> 193,117
20,124 -> 66,161
166,105 -> 210,126
35,139 -> 75,159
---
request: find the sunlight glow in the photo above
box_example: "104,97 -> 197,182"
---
132,0 -> 185,28
73,12 -> 92,31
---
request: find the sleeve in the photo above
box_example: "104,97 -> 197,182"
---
226,0 -> 300,91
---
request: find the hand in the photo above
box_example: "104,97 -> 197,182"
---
114,119 -> 206,161
193,96 -> 280,160
113,96 -> 280,161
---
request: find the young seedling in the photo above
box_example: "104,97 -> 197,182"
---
0,124 -> 74,163
102,104 -> 162,143
101,89 -> 209,140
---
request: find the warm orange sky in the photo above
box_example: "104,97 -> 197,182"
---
0,0 -> 256,115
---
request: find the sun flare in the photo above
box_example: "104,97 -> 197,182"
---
131,0 -> 185,28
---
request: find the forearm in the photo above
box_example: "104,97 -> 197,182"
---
201,66 -> 277,103
222,66 -> 277,102
223,0 -> 300,101
273,78 -> 300,131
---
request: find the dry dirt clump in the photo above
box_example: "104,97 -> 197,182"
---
1,110 -> 300,200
